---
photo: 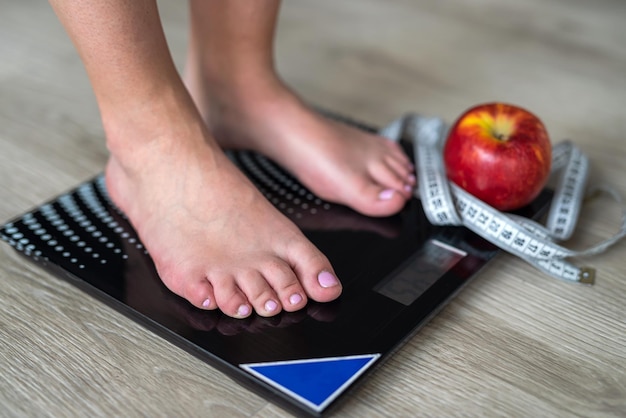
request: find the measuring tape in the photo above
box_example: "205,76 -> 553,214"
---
380,114 -> 626,284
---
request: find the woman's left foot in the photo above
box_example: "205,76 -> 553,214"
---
185,75 -> 415,217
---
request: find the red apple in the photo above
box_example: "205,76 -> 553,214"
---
443,102 -> 551,211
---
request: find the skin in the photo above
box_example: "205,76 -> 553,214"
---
48,0 -> 416,319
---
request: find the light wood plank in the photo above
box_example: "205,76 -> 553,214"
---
2,0 -> 625,416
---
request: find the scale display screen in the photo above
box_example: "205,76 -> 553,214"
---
375,239 -> 467,306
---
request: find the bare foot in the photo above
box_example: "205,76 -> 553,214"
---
104,103 -> 341,319
186,77 -> 416,217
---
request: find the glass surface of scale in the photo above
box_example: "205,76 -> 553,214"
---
0,117 -> 551,416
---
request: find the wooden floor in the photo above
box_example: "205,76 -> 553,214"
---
2,0 -> 625,416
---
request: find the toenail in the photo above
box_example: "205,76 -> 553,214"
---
404,184 -> 413,193
265,300 -> 278,312
237,304 -> 250,317
378,189 -> 395,201
202,298 -> 211,308
408,174 -> 416,183
318,271 -> 339,288
289,293 -> 303,305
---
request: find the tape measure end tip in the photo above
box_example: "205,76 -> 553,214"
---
579,267 -> 596,285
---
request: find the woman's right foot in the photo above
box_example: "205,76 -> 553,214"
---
104,102 -> 341,319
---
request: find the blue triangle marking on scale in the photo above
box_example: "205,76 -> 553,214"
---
241,354 -> 380,413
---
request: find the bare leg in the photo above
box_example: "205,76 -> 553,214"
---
184,0 -> 416,218
48,0 -> 341,318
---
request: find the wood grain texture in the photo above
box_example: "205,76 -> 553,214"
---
1,0 -> 625,416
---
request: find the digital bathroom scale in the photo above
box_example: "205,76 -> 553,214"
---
1,116 -> 551,417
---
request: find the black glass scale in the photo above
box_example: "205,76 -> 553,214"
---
0,116 -> 551,417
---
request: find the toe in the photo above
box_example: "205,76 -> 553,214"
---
211,273 -> 253,319
347,177 -> 409,217
184,278 -> 216,310
157,265 -> 219,310
385,154 -> 416,186
370,162 -> 406,193
384,137 -> 412,163
370,159 -> 414,198
285,240 -> 342,303
235,268 -> 284,317
258,259 -> 308,313
384,138 -> 415,175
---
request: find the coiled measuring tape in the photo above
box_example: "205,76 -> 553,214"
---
380,114 -> 626,284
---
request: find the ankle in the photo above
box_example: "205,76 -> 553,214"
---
101,87 -> 205,163
189,59 -> 287,109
